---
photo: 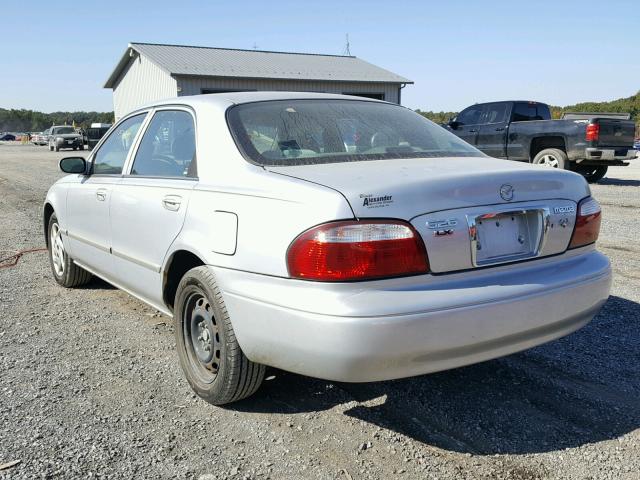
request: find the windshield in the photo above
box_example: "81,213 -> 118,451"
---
227,100 -> 484,166
53,127 -> 75,135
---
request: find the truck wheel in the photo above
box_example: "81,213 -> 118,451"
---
49,143 -> 54,151
174,266 -> 265,405
79,145 -> 84,151
55,145 -> 60,152
574,165 -> 608,183
533,148 -> 567,169
48,213 -> 92,288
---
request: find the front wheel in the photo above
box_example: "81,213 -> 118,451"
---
174,266 -> 265,405
573,165 -> 608,183
48,213 -> 92,287
532,148 -> 567,169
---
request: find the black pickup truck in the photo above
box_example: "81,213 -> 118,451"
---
446,100 -> 636,182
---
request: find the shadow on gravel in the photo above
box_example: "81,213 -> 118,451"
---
82,277 -> 116,290
598,177 -> 640,187
232,295 -> 640,455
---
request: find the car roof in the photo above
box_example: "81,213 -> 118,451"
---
133,91 -> 387,112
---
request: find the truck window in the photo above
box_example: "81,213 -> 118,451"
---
512,103 -> 548,122
480,103 -> 508,124
456,106 -> 483,125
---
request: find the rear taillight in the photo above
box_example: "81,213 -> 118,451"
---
569,197 -> 601,249
287,220 -> 430,281
586,123 -> 600,142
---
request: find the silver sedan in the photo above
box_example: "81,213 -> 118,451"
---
44,92 -> 611,405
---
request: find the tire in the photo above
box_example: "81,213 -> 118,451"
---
79,145 -> 84,151
55,145 -> 60,152
532,148 -> 567,169
174,266 -> 265,405
47,213 -> 92,288
72,146 -> 77,151
49,143 -> 54,151
573,165 -> 608,183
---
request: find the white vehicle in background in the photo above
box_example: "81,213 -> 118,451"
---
33,129 -> 51,146
43,92 -> 611,405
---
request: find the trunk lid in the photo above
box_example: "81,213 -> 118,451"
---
268,156 -> 589,220
269,157 -> 590,273
593,118 -> 635,147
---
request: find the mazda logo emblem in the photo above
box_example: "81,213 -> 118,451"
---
499,184 -> 514,201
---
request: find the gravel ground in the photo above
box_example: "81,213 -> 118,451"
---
1,144 -> 639,480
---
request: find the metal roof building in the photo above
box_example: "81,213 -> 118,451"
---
104,42 -> 412,119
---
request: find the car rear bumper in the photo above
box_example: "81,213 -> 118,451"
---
584,147 -> 636,161
212,248 -> 611,382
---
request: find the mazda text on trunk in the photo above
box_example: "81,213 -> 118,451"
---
44,93 -> 611,405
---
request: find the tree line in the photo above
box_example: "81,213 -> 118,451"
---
0,108 -> 114,133
416,91 -> 640,132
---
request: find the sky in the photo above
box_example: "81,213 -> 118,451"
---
1,0 -> 638,113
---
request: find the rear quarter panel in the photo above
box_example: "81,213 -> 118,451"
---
507,120 -> 585,161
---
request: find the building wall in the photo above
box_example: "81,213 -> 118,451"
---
112,54 -> 177,119
176,76 -> 401,104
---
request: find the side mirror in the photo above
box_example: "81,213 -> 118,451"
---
447,119 -> 460,130
59,157 -> 87,174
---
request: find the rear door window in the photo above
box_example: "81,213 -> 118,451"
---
512,103 -> 548,122
480,103 -> 508,124
130,110 -> 197,178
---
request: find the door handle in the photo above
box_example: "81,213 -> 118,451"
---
162,195 -> 182,211
468,129 -> 478,133
495,127 -> 505,131
96,189 -> 107,201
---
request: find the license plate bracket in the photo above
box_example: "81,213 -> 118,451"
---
467,208 -> 550,267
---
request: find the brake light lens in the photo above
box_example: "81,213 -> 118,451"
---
287,220 -> 430,281
585,123 -> 599,142
569,197 -> 601,248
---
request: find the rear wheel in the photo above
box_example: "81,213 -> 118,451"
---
48,213 -> 92,287
174,266 -> 265,405
573,165 -> 608,183
532,148 -> 567,169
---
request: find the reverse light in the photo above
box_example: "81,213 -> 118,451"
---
569,197 -> 601,249
287,220 -> 430,281
585,123 -> 600,142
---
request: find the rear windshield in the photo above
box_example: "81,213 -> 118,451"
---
227,100 -> 484,166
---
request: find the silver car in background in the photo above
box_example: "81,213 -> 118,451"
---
48,125 -> 84,152
44,92 -> 611,405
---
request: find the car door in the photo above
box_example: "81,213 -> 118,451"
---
476,102 -> 509,158
450,105 -> 484,146
110,108 -> 198,306
64,113 -> 148,279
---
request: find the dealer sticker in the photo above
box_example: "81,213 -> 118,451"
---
360,194 -> 393,208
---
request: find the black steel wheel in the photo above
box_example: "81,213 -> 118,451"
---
174,266 -> 265,405
182,292 -> 222,385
